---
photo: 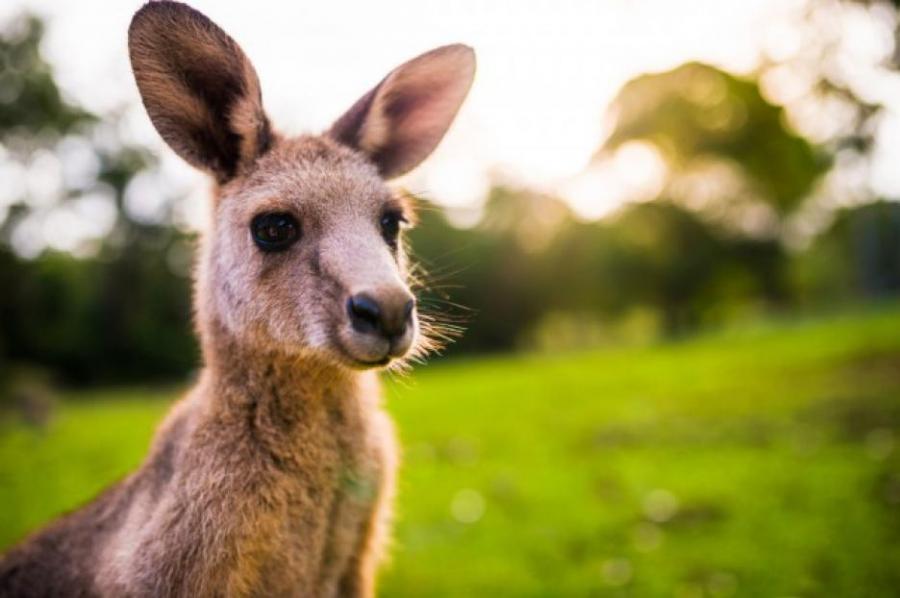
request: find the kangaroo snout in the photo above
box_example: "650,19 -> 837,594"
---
345,288 -> 416,364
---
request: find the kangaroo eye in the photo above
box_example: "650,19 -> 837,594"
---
380,210 -> 406,248
251,212 -> 300,252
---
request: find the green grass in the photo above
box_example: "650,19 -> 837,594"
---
2,306 -> 900,596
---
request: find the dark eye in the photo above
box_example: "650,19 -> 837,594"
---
380,210 -> 406,248
251,212 -> 300,252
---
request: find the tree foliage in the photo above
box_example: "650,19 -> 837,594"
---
602,62 -> 828,217
0,16 -> 93,135
0,15 -> 196,386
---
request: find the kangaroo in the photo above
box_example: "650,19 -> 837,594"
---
0,2 -> 474,596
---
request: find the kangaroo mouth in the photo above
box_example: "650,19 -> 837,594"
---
336,344 -> 393,369
330,331 -> 393,369
352,355 -> 392,368
331,323 -> 415,369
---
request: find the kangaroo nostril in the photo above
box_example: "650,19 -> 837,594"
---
347,294 -> 382,334
403,299 -> 415,321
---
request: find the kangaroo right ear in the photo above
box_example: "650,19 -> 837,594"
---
329,44 -> 476,180
128,1 -> 272,183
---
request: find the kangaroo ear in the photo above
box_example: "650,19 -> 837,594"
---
128,1 -> 272,182
329,44 -> 475,179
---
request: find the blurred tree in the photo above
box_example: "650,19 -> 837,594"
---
409,188 -> 563,354
410,189 -> 787,347
793,201 -> 900,304
802,0 -> 900,154
0,16 -> 93,135
595,201 -> 784,335
755,0 -> 900,308
600,62 -> 828,223
0,14 -> 197,386
579,63 -> 816,333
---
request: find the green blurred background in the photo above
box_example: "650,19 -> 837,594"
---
1,1 -> 900,596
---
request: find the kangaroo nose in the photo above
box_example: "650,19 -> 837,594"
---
347,293 -> 414,339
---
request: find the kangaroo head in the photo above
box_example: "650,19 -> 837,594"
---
128,1 -> 474,368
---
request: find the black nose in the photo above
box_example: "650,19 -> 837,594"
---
347,293 -> 414,339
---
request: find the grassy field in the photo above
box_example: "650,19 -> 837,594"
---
2,306 -> 900,596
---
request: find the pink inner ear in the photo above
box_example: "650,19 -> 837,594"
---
391,83 -> 457,130
337,44 -> 475,179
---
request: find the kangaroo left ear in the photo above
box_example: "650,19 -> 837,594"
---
128,1 -> 272,183
329,44 -> 476,179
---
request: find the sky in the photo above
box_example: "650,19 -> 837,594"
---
2,0 -> 899,233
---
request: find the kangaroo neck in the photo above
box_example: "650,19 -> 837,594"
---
197,317 -> 363,448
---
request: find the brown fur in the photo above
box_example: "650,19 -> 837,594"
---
0,2 -> 474,597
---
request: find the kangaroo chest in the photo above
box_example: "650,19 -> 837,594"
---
103,385 -> 394,598
235,392 -> 390,597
